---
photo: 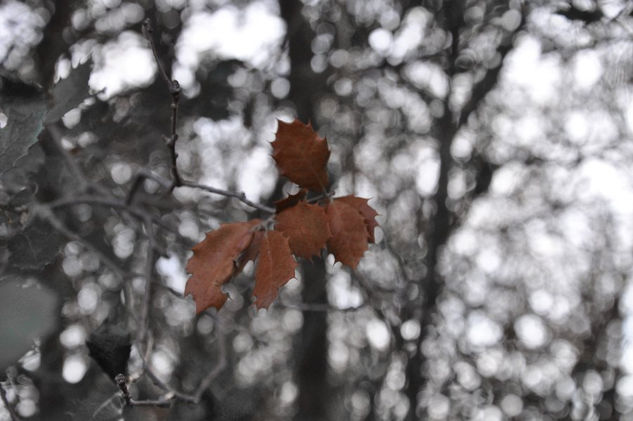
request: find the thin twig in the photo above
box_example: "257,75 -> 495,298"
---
142,19 -> 173,92
47,124 -> 135,228
47,125 -> 89,192
305,191 -> 335,205
353,271 -> 400,339
91,393 -> 121,419
48,196 -> 148,219
115,374 -> 131,405
129,398 -> 171,408
34,205 -> 126,279
47,123 -> 131,225
134,329 -> 228,405
193,333 -> 227,401
137,352 -> 195,403
114,375 -> 172,408
166,87 -> 181,188
137,215 -> 156,352
278,298 -> 365,312
126,169 -> 173,205
142,20 -> 276,215
142,19 -> 182,188
182,181 -> 275,213
33,204 -> 137,319
47,195 -> 175,236
0,381 -> 21,421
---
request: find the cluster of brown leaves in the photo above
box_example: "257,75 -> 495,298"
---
185,120 -> 378,313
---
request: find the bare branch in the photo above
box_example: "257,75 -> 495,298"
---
132,328 -> 228,406
193,333 -> 227,401
181,181 -> 275,214
126,169 -> 173,205
141,20 -> 275,216
33,204 -> 126,279
33,204 -> 137,317
46,124 -> 89,192
129,397 -> 171,408
47,195 -> 175,236
457,15 -> 526,128
141,20 -> 277,216
137,215 -> 156,352
115,374 -> 131,406
0,380 -> 21,421
278,298 -> 365,312
142,19 -> 175,93
91,393 -> 121,419
142,19 -> 182,188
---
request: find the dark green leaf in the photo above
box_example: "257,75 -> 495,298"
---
0,276 -> 58,370
8,219 -> 64,270
86,322 -> 131,382
0,78 -> 47,175
45,60 -> 93,124
1,143 -> 45,207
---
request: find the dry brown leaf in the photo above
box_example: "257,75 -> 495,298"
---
185,220 -> 258,313
275,201 -> 331,259
253,231 -> 297,309
236,229 -> 264,273
274,188 -> 307,212
334,195 -> 379,243
271,119 -> 330,192
326,200 -> 369,269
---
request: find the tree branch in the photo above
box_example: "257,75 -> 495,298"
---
137,215 -> 156,353
142,19 -> 182,188
278,298 -> 365,312
47,195 -> 174,236
126,169 -> 173,205
457,14 -> 525,128
0,381 -> 21,421
141,20 -> 274,214
181,181 -> 275,214
125,327 -> 228,407
33,204 -> 138,319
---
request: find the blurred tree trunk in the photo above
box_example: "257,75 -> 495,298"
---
403,2 -> 522,418
35,1 -> 77,86
278,2 -> 330,420
403,4 -> 461,418
294,260 -> 328,421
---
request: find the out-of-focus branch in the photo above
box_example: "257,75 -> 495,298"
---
0,380 -> 21,421
33,205 -> 126,278
126,330 -> 228,407
142,19 -> 182,188
126,169 -> 173,205
125,168 -> 274,213
458,13 -> 525,128
115,374 -> 131,406
192,333 -> 227,402
33,204 -> 137,318
47,125 -> 89,192
137,215 -> 156,353
404,2 -> 464,419
47,195 -> 174,237
279,298 -> 366,312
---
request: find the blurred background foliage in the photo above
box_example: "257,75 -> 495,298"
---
1,0 -> 633,420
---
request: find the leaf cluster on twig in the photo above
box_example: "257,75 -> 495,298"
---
185,119 -> 379,313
